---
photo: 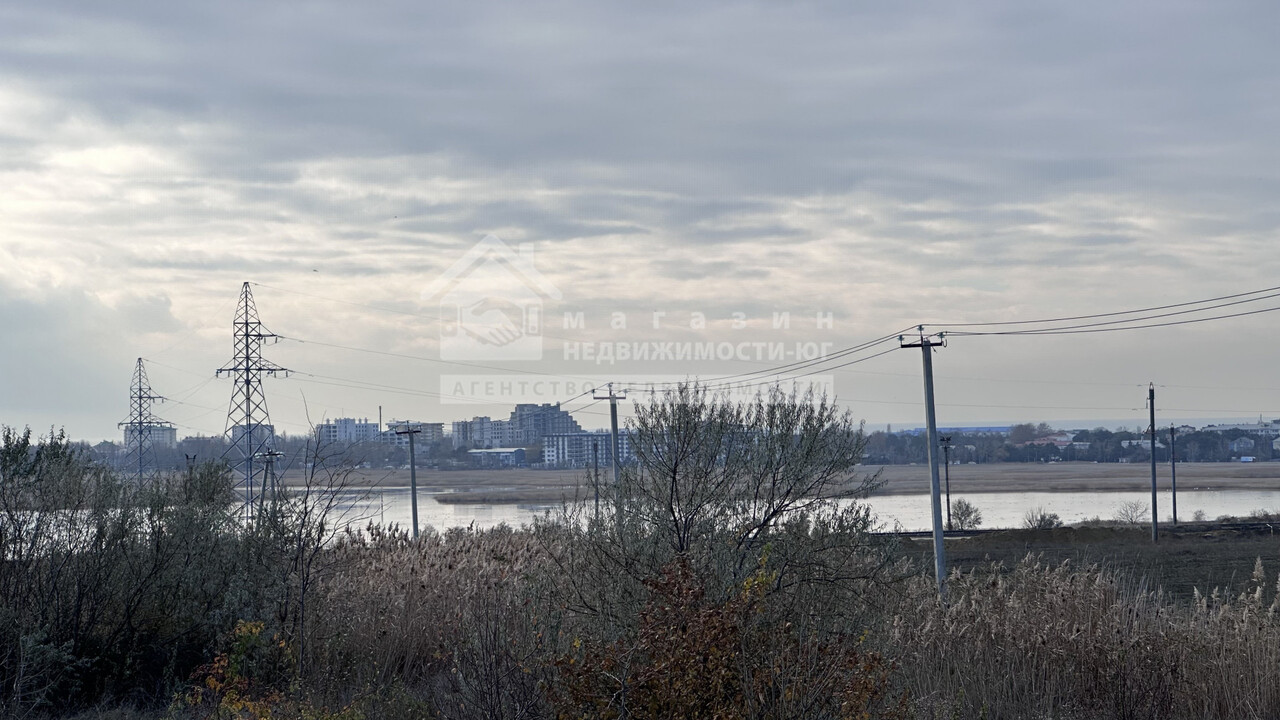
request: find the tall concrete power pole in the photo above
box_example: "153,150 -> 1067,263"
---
395,424 -> 422,539
901,328 -> 947,598
1148,383 -> 1159,543
594,383 -> 627,524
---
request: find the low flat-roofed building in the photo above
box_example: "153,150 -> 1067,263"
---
467,447 -> 527,467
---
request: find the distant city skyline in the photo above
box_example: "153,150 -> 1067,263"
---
3,3 -> 1280,442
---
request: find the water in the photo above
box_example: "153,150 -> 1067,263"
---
859,489 -> 1280,532
326,487 -> 557,532
323,486 -> 1280,534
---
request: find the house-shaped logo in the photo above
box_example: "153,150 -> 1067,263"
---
421,234 -> 562,361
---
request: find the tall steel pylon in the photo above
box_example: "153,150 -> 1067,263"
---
118,357 -> 173,482
217,282 -> 289,516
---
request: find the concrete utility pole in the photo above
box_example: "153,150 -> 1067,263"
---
901,328 -> 947,598
257,449 -> 285,506
592,439 -> 600,521
396,425 -> 422,539
1148,383 -> 1159,543
594,383 -> 627,523
940,435 -> 953,530
1169,424 -> 1178,526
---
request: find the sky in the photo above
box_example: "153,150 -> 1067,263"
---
2,1 -> 1279,442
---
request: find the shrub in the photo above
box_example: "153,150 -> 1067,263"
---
1113,500 -> 1149,525
949,498 -> 982,530
550,384 -> 901,620
551,556 -> 906,719
1021,506 -> 1063,530
0,428 -> 244,712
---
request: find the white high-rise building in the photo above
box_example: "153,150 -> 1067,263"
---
542,431 -> 634,468
315,417 -> 380,445
381,421 -> 445,447
122,423 -> 178,449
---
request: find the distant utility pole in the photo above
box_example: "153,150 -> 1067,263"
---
119,358 -> 173,483
594,383 -> 627,524
256,449 -> 285,509
592,439 -> 600,521
1148,383 -> 1159,543
1169,424 -> 1178,526
901,327 -> 947,598
940,435 -> 953,530
217,282 -> 289,521
395,424 -> 422,539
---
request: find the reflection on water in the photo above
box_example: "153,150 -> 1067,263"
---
323,486 -> 1280,534
327,488 -> 559,533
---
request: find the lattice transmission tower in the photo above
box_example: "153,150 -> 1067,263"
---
118,357 -> 173,482
217,282 -> 289,514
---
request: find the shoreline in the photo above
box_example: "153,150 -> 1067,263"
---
281,461 -> 1280,504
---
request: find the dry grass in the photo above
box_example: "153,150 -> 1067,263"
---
889,555 -> 1280,719
304,524 -> 557,717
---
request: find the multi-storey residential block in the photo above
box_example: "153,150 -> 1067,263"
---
542,430 -> 634,468
315,417 -> 380,445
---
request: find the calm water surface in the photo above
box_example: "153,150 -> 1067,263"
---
328,486 -> 1280,534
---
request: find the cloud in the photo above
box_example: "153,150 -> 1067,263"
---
2,1 -> 1280,436
0,282 -> 186,436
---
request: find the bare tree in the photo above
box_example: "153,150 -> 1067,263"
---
544,384 -> 900,633
625,384 -> 874,558
1113,500 -> 1148,526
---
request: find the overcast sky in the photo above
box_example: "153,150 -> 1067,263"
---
3,1 -> 1279,441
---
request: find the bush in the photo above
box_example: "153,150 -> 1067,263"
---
0,426 -> 360,715
949,498 -> 982,530
528,385 -> 909,718
1113,500 -> 1149,525
1022,506 -> 1063,530
551,556 -> 906,719
0,428 -> 244,712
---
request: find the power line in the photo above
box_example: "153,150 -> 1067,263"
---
252,281 -> 587,344
291,370 -> 496,405
947,303 -> 1280,337
619,327 -> 916,389
628,345 -> 904,395
276,334 -> 600,382
290,370 -> 621,420
931,284 -> 1280,328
